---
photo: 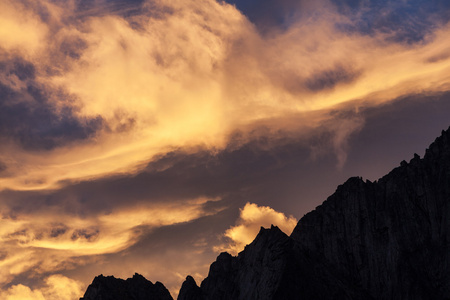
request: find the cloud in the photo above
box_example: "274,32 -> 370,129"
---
0,0 -> 449,192
0,0 -> 49,54
0,78 -> 104,151
215,202 -> 298,255
0,196 -> 221,287
0,275 -> 82,300
332,0 -> 450,42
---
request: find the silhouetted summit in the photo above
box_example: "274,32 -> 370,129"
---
83,126 -> 450,300
178,276 -> 203,300
80,273 -> 173,300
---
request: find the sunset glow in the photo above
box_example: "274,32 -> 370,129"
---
1,0 -> 449,297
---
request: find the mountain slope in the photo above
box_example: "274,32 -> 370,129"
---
195,225 -> 371,300
291,127 -> 450,299
81,126 -> 450,300
179,126 -> 450,300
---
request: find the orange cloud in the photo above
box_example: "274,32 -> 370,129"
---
0,0 -> 449,191
215,202 -> 298,255
0,275 -> 82,300
0,0 -> 48,55
0,196 -> 221,286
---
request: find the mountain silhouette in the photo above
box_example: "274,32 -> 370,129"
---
81,126 -> 450,300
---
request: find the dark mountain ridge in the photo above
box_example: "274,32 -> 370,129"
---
81,126 -> 450,300
80,273 -> 172,300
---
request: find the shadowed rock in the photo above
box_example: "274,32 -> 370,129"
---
177,276 -> 204,300
179,126 -> 450,299
291,127 -> 450,299
80,273 -> 173,300
84,126 -> 450,299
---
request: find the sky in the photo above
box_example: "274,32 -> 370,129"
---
0,0 -> 450,298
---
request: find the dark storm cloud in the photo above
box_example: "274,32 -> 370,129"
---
0,57 -> 104,151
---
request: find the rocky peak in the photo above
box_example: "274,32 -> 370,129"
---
186,223 -> 370,299
239,225 -> 291,258
80,273 -> 173,300
182,126 -> 450,299
177,276 -> 204,300
424,127 -> 450,160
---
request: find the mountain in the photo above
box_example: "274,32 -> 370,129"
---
81,126 -> 450,299
178,126 -> 450,300
80,273 -> 173,300
289,126 -> 450,299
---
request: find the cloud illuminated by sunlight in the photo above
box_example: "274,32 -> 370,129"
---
0,0 -> 48,54
0,275 -> 82,300
0,196 -> 221,284
215,202 -> 298,255
0,0 -> 449,191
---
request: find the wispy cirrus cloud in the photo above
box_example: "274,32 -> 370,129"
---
0,0 -> 449,191
0,195 -> 221,287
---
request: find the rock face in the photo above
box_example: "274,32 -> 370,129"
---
193,225 -> 370,300
80,273 -> 173,300
291,127 -> 450,299
177,276 -> 204,300
82,127 -> 450,300
178,127 -> 450,299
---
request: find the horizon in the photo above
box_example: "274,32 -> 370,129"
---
0,0 -> 450,298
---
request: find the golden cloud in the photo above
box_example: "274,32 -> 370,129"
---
0,196 -> 220,286
0,274 -> 83,300
0,0 -> 449,191
0,0 -> 48,55
215,202 -> 298,255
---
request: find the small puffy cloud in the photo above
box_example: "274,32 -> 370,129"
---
216,202 -> 298,255
41,275 -> 84,300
